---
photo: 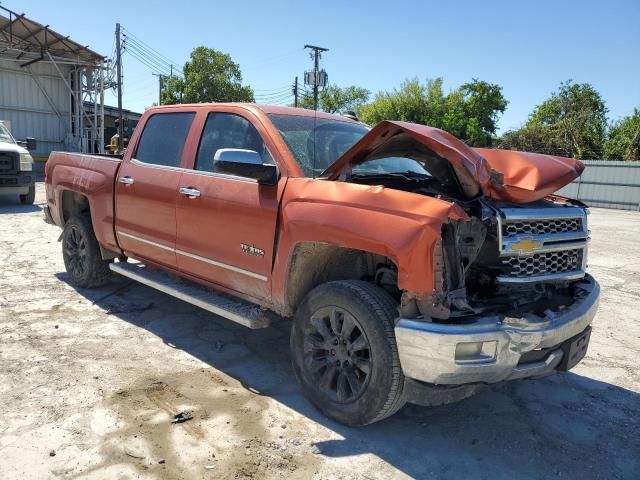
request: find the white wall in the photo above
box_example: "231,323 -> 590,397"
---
0,58 -> 73,158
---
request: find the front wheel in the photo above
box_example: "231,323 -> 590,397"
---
62,214 -> 111,288
291,280 -> 405,426
19,184 -> 35,205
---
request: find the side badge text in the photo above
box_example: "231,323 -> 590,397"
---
241,243 -> 265,258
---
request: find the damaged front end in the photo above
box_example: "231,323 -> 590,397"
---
324,120 -> 599,392
408,198 -> 591,322
396,273 -> 598,386
396,197 -> 598,387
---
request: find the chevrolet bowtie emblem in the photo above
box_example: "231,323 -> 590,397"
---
511,239 -> 542,254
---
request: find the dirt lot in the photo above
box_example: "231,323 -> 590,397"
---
0,183 -> 638,480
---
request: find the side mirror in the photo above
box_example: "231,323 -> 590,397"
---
26,137 -> 37,151
214,148 -> 278,185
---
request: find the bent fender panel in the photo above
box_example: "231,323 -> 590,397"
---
270,178 -> 467,310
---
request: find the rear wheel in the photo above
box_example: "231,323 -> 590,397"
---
19,184 -> 35,205
291,280 -> 405,426
62,214 -> 111,288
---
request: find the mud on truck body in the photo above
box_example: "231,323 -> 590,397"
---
43,104 -> 599,426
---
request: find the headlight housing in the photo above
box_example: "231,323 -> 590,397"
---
19,152 -> 33,171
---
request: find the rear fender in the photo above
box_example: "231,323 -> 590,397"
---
49,153 -> 121,252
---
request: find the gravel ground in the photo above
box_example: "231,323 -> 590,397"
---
0,183 -> 638,480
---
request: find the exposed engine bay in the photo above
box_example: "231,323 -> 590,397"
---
349,168 -> 591,323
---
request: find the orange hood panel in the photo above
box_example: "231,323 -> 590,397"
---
474,148 -> 585,203
325,121 -> 584,203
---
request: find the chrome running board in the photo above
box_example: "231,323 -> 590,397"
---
109,262 -> 271,329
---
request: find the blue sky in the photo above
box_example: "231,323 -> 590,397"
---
15,0 -> 640,132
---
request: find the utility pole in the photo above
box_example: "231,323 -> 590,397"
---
115,23 -> 123,152
293,76 -> 298,107
304,45 -> 328,111
152,73 -> 164,105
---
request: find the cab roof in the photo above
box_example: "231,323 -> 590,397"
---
148,103 -> 360,123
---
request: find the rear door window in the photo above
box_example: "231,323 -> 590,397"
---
135,112 -> 195,167
195,113 -> 273,174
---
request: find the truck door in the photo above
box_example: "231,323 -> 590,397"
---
115,112 -> 195,268
175,111 -> 285,301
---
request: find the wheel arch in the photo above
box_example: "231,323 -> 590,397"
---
59,190 -> 118,260
60,189 -> 90,224
281,241 -> 398,317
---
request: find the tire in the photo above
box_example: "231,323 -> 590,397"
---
19,184 -> 35,205
291,280 -> 405,426
62,214 -> 111,288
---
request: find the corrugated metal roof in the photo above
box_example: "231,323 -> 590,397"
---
0,5 -> 103,65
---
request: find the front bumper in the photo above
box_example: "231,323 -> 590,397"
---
395,275 -> 599,385
0,171 -> 33,195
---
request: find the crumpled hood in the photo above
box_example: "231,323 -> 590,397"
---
474,148 -> 584,203
324,120 -> 584,203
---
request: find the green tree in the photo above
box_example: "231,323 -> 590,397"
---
161,46 -> 253,105
458,80 -> 509,146
358,78 -> 507,147
500,81 -> 608,158
359,78 -> 433,124
498,124 -> 567,155
298,84 -> 370,114
160,76 -> 185,105
603,109 -> 640,160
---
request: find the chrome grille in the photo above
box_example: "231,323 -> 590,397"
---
503,218 -> 583,236
497,207 -> 589,283
503,249 -> 583,277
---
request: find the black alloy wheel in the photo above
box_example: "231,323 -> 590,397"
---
62,214 -> 111,288
304,305 -> 372,403
63,224 -> 88,279
291,280 -> 406,426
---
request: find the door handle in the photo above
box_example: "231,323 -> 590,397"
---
118,176 -> 134,185
179,187 -> 201,198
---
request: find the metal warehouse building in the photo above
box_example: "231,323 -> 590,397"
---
0,5 -> 107,170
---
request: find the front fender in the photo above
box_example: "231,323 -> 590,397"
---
270,178 -> 467,308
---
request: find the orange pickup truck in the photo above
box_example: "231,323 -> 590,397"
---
44,104 -> 599,426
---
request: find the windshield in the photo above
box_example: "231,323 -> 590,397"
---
0,123 -> 15,144
268,113 -> 369,177
353,157 -> 431,176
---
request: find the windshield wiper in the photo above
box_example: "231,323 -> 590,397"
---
352,170 -> 431,181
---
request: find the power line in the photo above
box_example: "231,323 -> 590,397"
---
254,91 -> 295,101
124,37 -> 182,78
118,26 -> 303,107
121,27 -> 183,70
124,47 -> 170,77
119,27 -> 184,90
123,40 -> 180,79
253,90 -> 293,99
254,88 -> 293,96
253,85 -> 291,93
